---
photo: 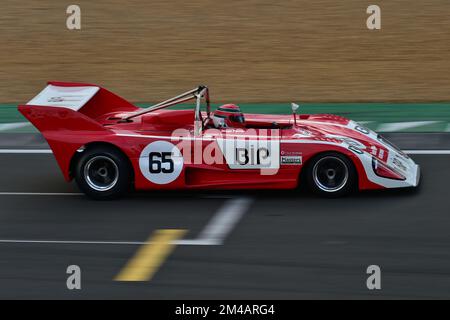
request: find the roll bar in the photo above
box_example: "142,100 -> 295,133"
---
123,85 -> 210,122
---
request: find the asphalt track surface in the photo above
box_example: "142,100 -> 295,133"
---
0,134 -> 450,299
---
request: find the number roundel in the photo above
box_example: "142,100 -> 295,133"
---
139,141 -> 183,184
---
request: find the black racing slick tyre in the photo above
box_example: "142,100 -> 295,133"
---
74,146 -> 132,200
306,152 -> 357,197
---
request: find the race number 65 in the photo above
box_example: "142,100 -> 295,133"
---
139,141 -> 183,184
149,152 -> 174,174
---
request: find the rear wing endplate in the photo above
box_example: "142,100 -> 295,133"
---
27,84 -> 100,111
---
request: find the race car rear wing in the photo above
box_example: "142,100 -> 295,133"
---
26,83 -> 100,111
18,81 -> 139,133
23,81 -> 138,118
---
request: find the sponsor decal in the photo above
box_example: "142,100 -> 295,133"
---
236,146 -> 270,166
325,134 -> 366,149
392,156 -> 407,172
281,155 -> 302,165
218,138 -> 279,170
292,129 -> 312,138
215,130 -> 281,175
139,141 -> 183,184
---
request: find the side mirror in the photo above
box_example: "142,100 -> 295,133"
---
291,103 -> 300,126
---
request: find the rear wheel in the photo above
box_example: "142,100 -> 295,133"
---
75,146 -> 132,200
306,152 -> 357,197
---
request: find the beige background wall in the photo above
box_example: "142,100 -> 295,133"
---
1,0 -> 449,103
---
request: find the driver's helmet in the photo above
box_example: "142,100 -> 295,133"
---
212,104 -> 246,128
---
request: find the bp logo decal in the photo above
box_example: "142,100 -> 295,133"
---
139,141 -> 183,184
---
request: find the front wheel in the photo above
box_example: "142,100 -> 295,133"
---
75,146 -> 132,200
306,152 -> 357,197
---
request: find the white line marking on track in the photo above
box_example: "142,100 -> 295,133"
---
377,121 -> 440,132
0,239 -> 214,246
0,192 -> 83,196
0,122 -> 30,131
404,150 -> 450,155
174,239 -> 217,246
195,197 -> 253,245
0,149 -> 52,154
0,239 -> 146,245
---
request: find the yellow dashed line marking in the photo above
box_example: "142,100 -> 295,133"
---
115,229 -> 187,282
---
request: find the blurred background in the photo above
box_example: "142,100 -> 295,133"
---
1,0 -> 450,103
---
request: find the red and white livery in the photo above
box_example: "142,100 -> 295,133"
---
19,82 -> 420,199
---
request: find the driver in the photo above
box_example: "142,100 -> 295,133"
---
212,104 -> 246,129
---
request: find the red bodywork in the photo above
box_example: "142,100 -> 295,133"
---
19,82 -> 419,192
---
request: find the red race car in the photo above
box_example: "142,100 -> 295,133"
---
19,82 -> 420,199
